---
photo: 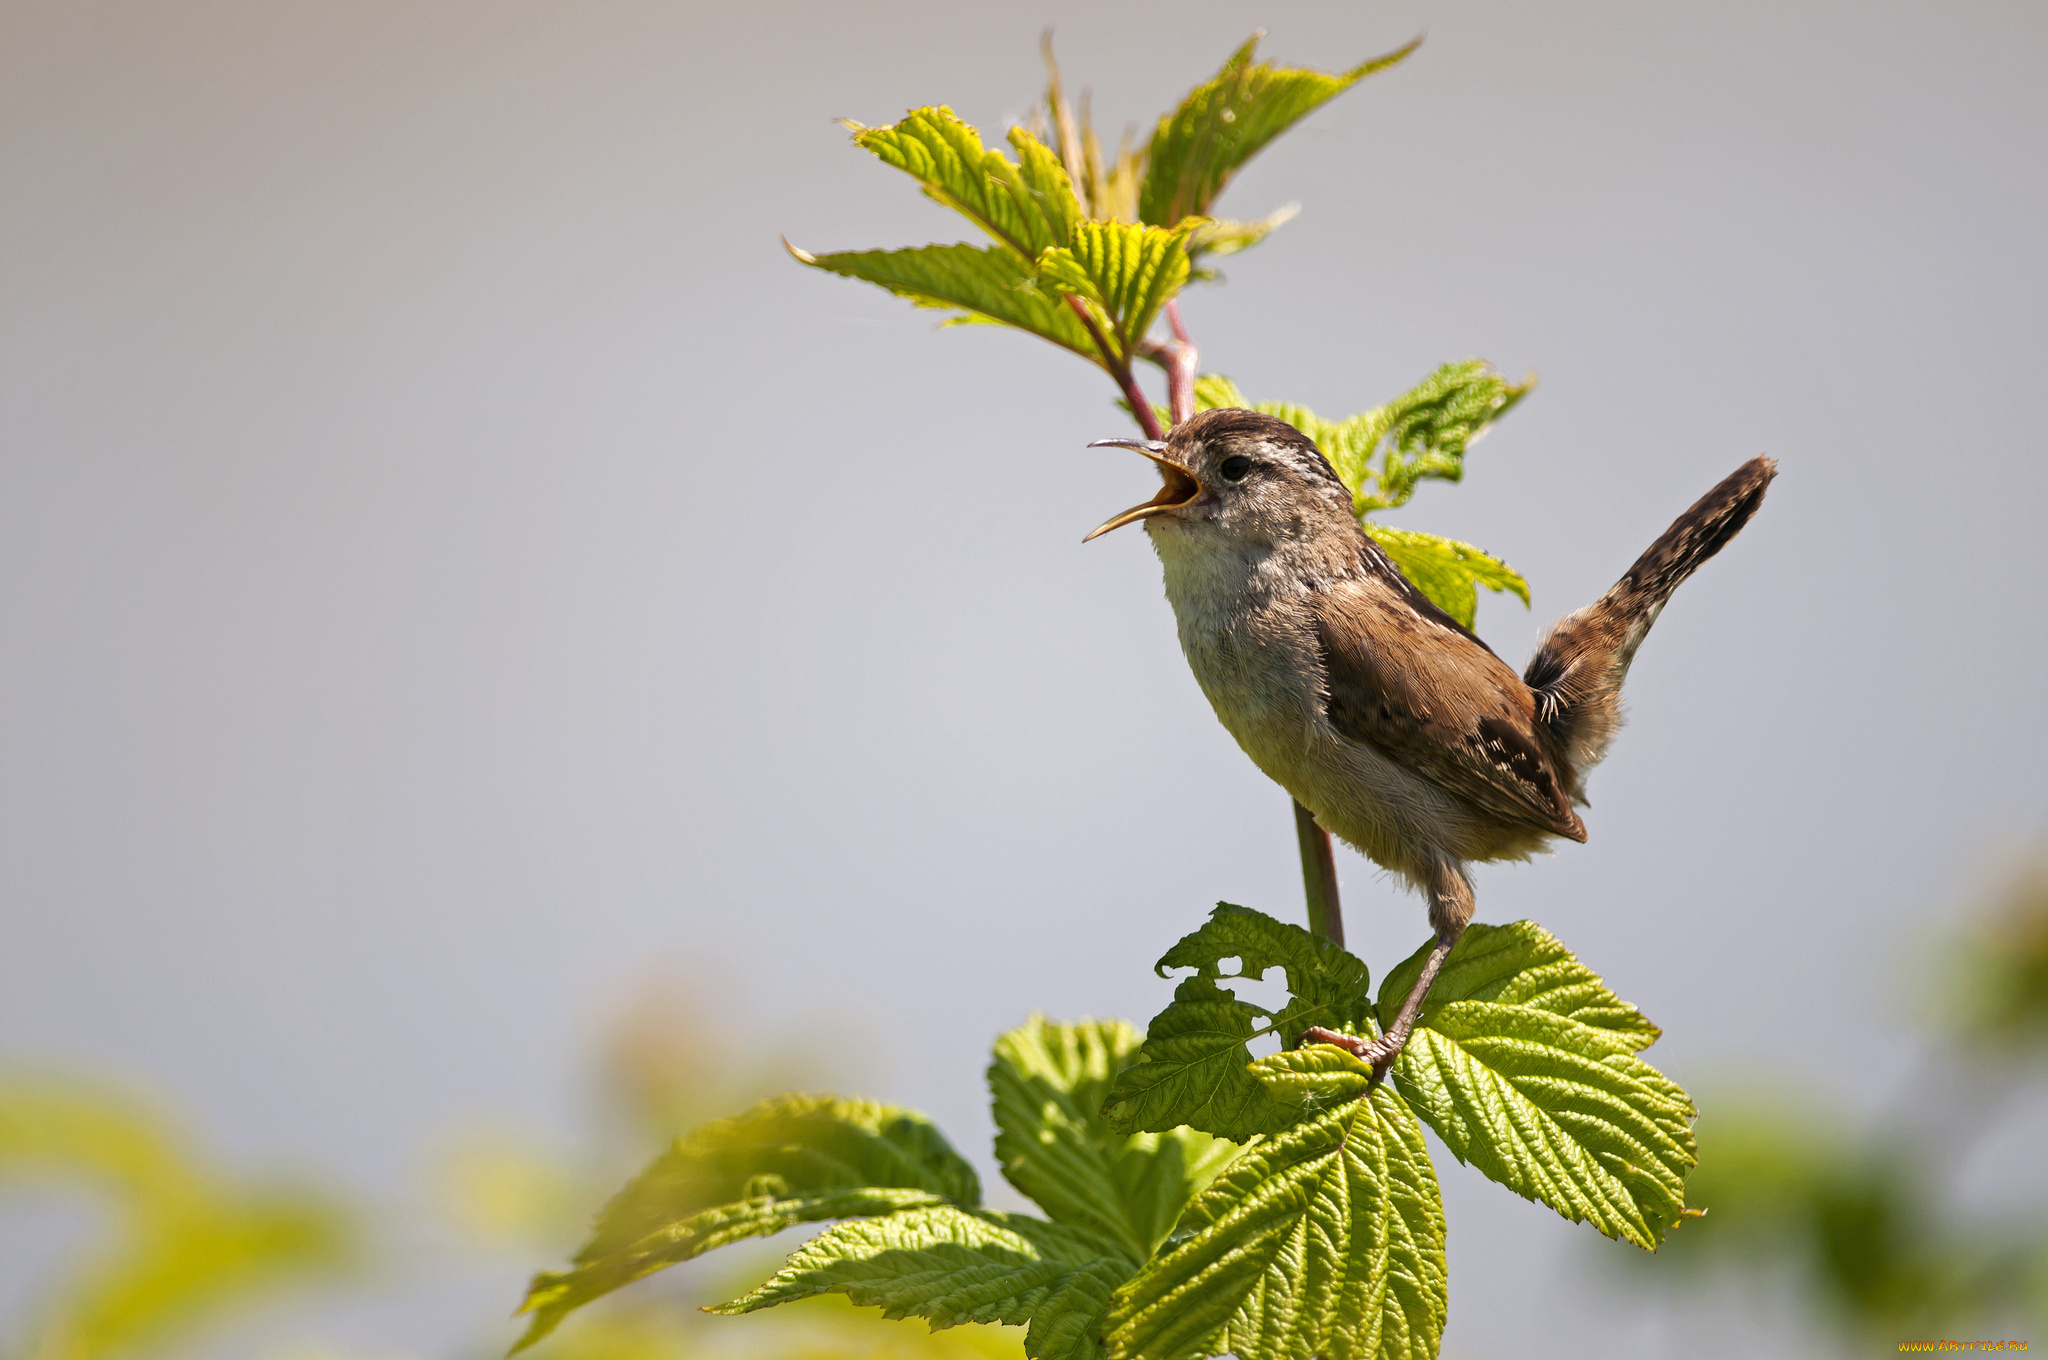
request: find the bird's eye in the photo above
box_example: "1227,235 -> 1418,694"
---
1220,455 -> 1252,482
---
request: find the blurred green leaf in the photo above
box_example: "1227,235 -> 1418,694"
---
786,241 -> 1102,361
1943,858 -> 2048,1048
1036,220 -> 1200,366
516,1094 -> 980,1351
1104,1076 -> 1445,1360
1139,35 -> 1420,229
1376,923 -> 1697,1249
989,1016 -> 1236,1264
0,1078 -> 353,1360
849,108 -> 1082,262
1033,38 -> 1141,224
1360,525 -> 1528,630
712,1204 -> 1130,1360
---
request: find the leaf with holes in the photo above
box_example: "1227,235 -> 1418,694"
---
990,1016 -> 1237,1264
1104,1065 -> 1446,1360
1363,524 -> 1529,630
1099,975 -> 1293,1143
1140,35 -> 1420,229
713,1204 -> 1130,1360
1379,922 -> 1698,1249
512,1094 -> 979,1349
1153,903 -> 1375,1045
1102,905 -> 1376,1140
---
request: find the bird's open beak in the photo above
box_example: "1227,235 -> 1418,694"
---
1083,439 -> 1204,542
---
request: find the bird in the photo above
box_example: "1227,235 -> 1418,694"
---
1086,406 -> 1775,1075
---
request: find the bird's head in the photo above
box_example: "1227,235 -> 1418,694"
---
1085,407 -> 1355,550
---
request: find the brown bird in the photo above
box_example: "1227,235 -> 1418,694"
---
1088,407 -> 1775,1073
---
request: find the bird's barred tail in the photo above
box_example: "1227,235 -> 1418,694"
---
1524,456 -> 1777,776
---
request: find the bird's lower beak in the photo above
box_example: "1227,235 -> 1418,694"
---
1084,439 -> 1204,542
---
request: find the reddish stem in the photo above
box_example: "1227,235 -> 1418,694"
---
1142,301 -> 1199,427
1066,294 -> 1164,442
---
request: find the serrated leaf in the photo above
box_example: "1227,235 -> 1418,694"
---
1377,923 -> 1697,1249
1104,1082 -> 1446,1360
1139,35 -> 1421,228
1156,903 -> 1375,1043
787,241 -> 1102,362
1326,361 -> 1534,515
1036,220 -> 1199,365
1185,202 -> 1300,260
1361,524 -> 1529,630
991,1016 -> 1238,1264
850,107 -> 1082,262
1009,126 -> 1083,253
1378,920 -> 1662,1051
1189,373 -> 1249,410
1176,361 -> 1530,521
512,1094 -> 978,1350
713,1203 -> 1131,1360
1103,906 -> 1376,1141
1100,975 -> 1293,1143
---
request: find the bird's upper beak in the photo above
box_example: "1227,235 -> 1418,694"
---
1083,439 -> 1204,542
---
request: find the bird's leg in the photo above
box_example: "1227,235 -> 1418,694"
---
1363,926 -> 1462,1079
1301,863 -> 1472,1081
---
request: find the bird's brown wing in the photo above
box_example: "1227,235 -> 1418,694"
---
1314,580 -> 1587,841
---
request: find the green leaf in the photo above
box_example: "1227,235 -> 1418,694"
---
1178,361 -> 1530,517
1036,219 -> 1199,366
990,1016 -> 1238,1263
1361,524 -> 1529,630
1377,920 -> 1663,1051
1185,202 -> 1300,261
1377,922 -> 1698,1249
786,240 -> 1102,362
713,1203 -> 1131,1360
1155,903 -> 1375,1043
1100,975 -> 1295,1143
1326,361 -> 1534,515
849,107 -> 1082,262
1139,35 -> 1421,228
513,1094 -> 978,1350
1174,364 -> 1534,620
0,1079 -> 354,1360
1009,126 -> 1084,254
1189,373 -> 1249,410
1104,1080 -> 1446,1360
1102,905 -> 1376,1141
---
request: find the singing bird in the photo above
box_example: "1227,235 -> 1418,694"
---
1087,407 -> 1775,1072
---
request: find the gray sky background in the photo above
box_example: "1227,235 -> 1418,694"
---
3,0 -> 2046,1355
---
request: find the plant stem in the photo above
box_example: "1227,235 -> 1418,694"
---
1066,295 -> 1165,442
1295,800 -> 1345,946
1140,301 -> 1199,427
1162,301 -> 1199,425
